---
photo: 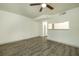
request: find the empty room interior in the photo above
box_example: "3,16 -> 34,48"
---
0,3 -> 79,56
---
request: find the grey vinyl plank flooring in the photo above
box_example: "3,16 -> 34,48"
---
0,36 -> 79,56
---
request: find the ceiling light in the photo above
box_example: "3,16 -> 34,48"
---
41,3 -> 46,8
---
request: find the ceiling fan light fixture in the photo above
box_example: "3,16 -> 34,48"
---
41,3 -> 46,8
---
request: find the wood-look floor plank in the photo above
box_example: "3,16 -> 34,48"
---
0,36 -> 79,56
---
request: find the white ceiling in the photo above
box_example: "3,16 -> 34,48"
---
0,3 -> 79,19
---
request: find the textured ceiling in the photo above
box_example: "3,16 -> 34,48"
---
0,3 -> 79,19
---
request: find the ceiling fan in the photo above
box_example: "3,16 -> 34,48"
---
30,3 -> 54,12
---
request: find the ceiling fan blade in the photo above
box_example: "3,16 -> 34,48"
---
47,4 -> 54,10
30,3 -> 41,6
39,7 -> 43,12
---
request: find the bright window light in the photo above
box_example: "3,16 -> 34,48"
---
54,21 -> 70,29
42,21 -> 48,36
48,23 -> 52,29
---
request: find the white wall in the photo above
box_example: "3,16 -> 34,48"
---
47,7 -> 79,47
37,21 -> 48,36
0,10 -> 40,44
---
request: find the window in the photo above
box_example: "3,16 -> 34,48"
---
48,21 -> 70,29
48,23 -> 53,29
54,21 -> 69,29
